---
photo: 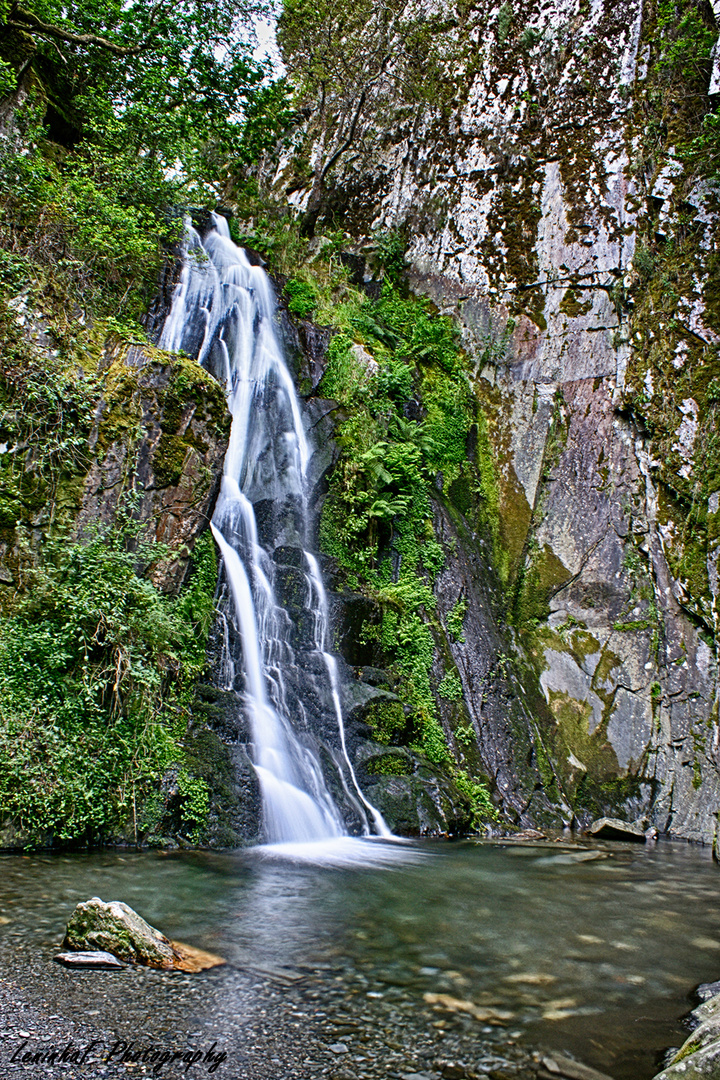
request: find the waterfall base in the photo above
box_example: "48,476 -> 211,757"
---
254,835 -> 419,868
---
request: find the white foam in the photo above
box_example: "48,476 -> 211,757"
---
255,836 -> 421,869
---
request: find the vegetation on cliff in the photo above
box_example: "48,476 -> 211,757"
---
618,0 -> 720,645
0,525 -> 216,844
0,268 -> 229,845
235,217 -> 499,827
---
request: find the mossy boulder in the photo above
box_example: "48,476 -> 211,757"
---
63,897 -> 224,972
364,772 -> 472,836
587,817 -> 646,843
63,897 -> 179,967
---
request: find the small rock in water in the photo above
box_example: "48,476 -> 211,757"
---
423,992 -> 514,1024
62,897 -> 225,971
587,817 -> 646,843
504,972 -> 556,985
692,936 -> 720,951
509,829 -> 547,841
171,941 -> 227,973
54,950 -> 124,970
328,1043 -> 348,1054
434,1062 -> 470,1080
696,980 -> 720,1002
537,851 -> 608,866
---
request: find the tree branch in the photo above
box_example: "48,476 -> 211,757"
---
320,53 -> 391,180
6,3 -> 163,56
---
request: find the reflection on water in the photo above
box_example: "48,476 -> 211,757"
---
1,837 -> 718,1078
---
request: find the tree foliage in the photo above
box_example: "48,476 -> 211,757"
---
0,0 -> 293,317
3,0 -> 271,181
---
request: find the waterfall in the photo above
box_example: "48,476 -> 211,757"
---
159,213 -> 391,853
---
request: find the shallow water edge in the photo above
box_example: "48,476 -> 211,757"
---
0,836 -> 717,1079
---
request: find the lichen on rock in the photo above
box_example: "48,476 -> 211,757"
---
63,897 -> 224,972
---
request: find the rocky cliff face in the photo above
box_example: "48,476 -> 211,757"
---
0,282 -> 233,849
256,0 -> 720,842
0,298 -> 229,597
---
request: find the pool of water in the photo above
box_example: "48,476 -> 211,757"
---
1,836 -> 717,1078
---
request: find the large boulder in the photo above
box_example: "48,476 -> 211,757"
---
654,987 -> 720,1079
62,898 -> 223,972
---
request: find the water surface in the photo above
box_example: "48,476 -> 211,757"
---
1,837 -> 717,1078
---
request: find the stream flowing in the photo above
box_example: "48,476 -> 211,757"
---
1,838 -> 718,1078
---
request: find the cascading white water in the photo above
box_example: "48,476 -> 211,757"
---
304,552 -> 392,840
160,213 -> 391,852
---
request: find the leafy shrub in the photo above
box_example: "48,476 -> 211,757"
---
317,277 -> 473,764
455,769 -> 499,826
633,244 -> 655,281
366,754 -> 411,776
0,525 -> 217,845
497,2 -> 513,44
319,333 -> 367,405
446,596 -> 468,642
438,668 -> 463,700
364,699 -> 409,745
376,359 -> 414,404
285,277 -> 318,318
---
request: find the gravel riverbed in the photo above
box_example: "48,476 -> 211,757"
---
0,944 -> 550,1080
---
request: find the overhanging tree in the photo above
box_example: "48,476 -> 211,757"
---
0,0 -> 276,185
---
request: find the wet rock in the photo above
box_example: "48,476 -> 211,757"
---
363,773 -> 472,837
274,545 -> 306,568
653,991 -> 720,1078
274,564 -> 308,616
76,346 -> 230,595
62,898 -> 225,972
654,1041 -> 720,1077
423,992 -> 513,1025
54,951 -> 125,970
587,818 -> 646,843
435,1062 -> 473,1079
541,1054 -> 617,1080
168,941 -> 228,973
354,666 -> 393,690
430,499 -> 563,830
63,898 -> 175,967
696,980 -> 720,1003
